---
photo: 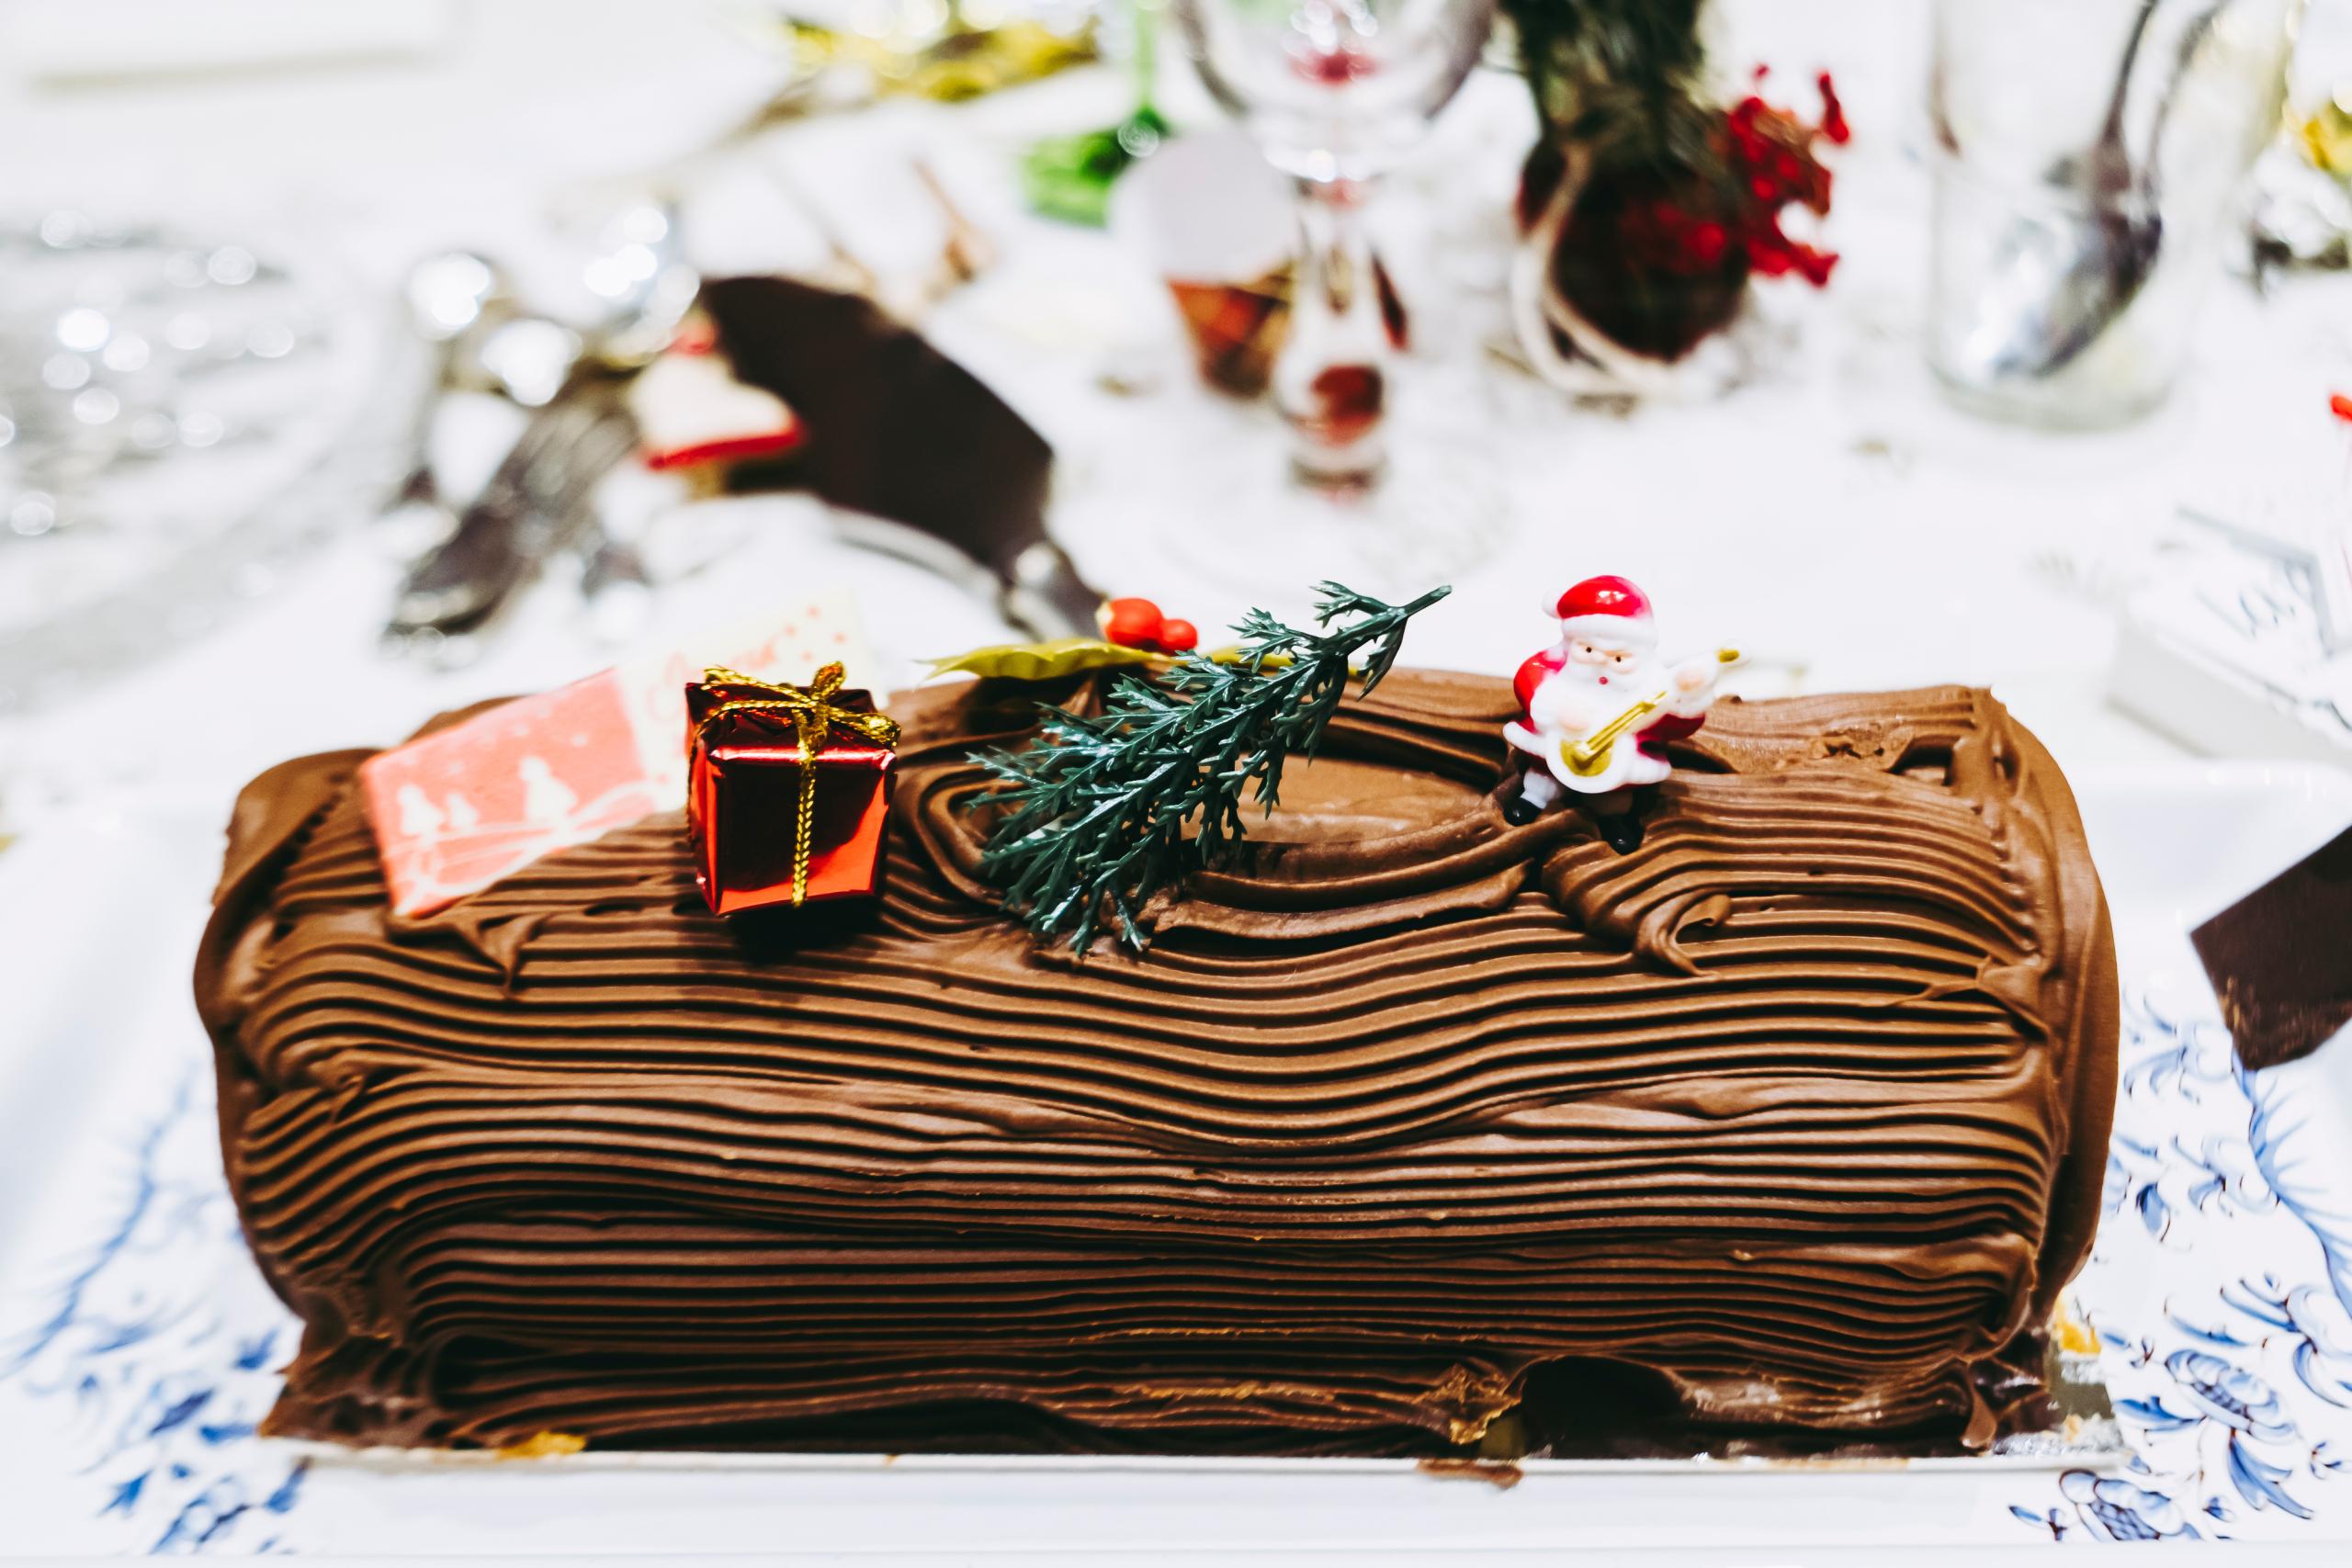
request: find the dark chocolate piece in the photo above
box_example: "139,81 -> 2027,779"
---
2193,826 -> 2352,1070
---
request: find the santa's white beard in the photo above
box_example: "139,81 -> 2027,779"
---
1528,657 -> 1659,732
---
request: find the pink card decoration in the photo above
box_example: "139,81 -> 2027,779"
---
358,590 -> 870,916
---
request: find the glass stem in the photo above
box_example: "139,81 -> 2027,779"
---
1132,0 -> 1159,115
1274,175 -> 1388,490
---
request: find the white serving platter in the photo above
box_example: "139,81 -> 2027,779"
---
2,764 -> 2349,1556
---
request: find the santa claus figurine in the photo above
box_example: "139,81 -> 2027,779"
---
1502,575 -> 1733,851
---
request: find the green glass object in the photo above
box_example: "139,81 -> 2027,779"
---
1022,1 -> 1171,226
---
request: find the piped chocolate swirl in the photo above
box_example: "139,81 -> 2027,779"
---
196,672 -> 2117,1453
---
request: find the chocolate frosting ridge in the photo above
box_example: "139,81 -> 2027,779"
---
197,671 -> 2118,1453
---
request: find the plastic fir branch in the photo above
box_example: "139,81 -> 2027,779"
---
971,581 -> 1451,957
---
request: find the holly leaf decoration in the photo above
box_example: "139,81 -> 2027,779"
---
926,637 -> 1159,682
969,581 -> 1450,956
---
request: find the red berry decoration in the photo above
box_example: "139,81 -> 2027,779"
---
1099,595 -> 1203,654
1101,597 -> 1168,649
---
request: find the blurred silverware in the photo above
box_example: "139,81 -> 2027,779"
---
575,511 -> 658,645
914,160 -> 996,284
386,382 -> 637,647
388,304 -> 590,641
384,204 -> 694,650
1970,0 -> 2163,378
475,314 -> 583,409
761,165 -> 887,300
581,201 -> 699,370
379,252 -> 507,544
1967,1 -> 2226,379
762,164 -> 995,322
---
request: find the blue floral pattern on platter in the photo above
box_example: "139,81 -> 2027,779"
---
0,1069 -> 308,1553
2008,992 -> 2352,1541
4,987 -> 2348,1552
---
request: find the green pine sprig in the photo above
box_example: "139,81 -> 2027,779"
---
969,581 -> 1451,956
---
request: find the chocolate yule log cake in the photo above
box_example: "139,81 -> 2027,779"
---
196,670 -> 2117,1455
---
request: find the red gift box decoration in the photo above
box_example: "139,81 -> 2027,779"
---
686,663 -> 899,917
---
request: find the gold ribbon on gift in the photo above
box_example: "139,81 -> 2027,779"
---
697,664 -> 901,907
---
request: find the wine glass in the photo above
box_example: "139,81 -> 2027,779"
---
1167,0 -> 1500,588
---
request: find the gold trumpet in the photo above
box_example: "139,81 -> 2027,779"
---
1562,647 -> 1742,780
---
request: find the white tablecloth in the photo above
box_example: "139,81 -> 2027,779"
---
6,9 -> 2352,1558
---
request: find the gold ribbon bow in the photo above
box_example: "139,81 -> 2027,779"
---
697,664 -> 901,907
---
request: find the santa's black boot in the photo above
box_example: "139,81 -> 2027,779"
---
1503,767 -> 1558,827
1594,813 -> 1645,854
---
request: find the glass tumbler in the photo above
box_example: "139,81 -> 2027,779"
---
1927,0 -> 2301,429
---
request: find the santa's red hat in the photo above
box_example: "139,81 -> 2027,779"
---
1554,575 -> 1656,648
